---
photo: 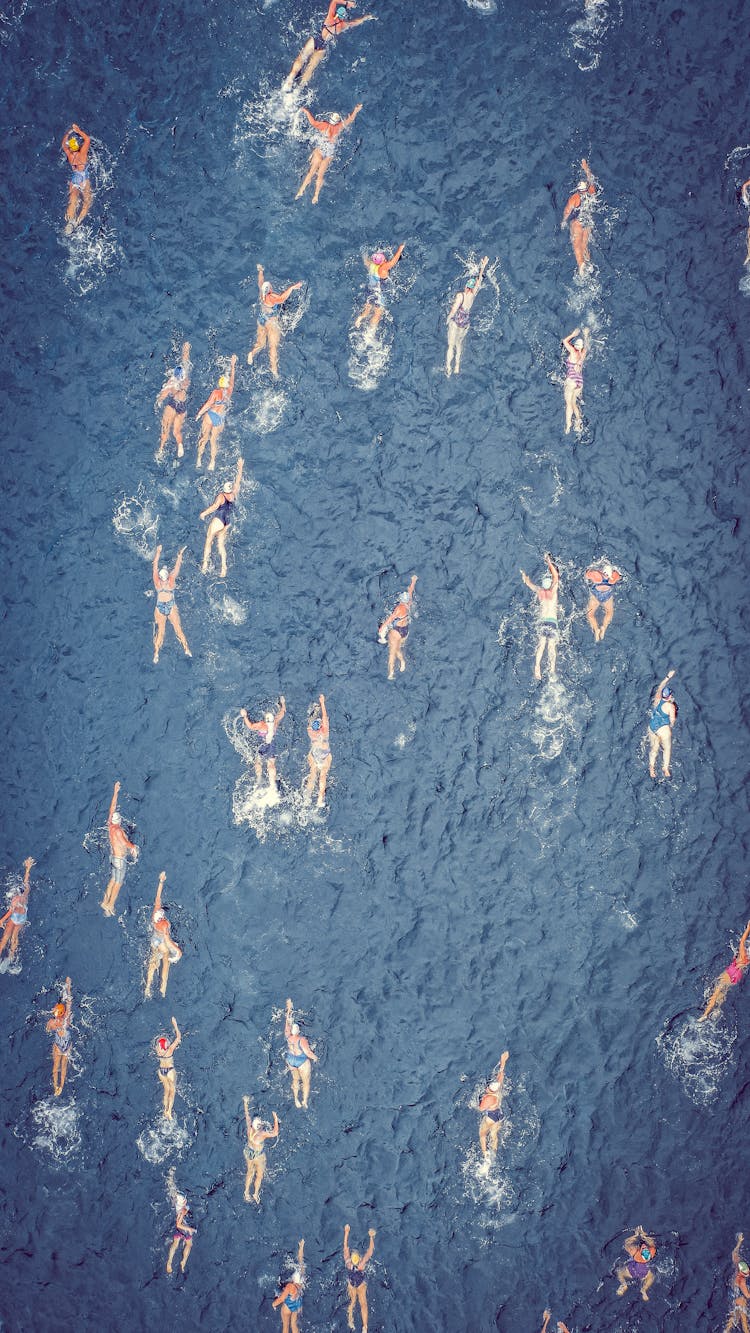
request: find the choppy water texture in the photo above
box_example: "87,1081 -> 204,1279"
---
1,0 -> 750,1329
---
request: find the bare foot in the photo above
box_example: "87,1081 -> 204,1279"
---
153,652 -> 159,664
534,667 -> 542,681
616,1284 -> 627,1296
166,1263 -> 173,1274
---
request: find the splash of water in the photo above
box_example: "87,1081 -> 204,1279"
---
657,1012 -> 735,1107
31,1098 -> 82,1163
113,485 -> 159,561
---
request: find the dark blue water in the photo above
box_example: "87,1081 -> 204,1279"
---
2,0 -> 750,1328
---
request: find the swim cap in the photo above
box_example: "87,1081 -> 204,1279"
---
541,574 -> 553,589
329,112 -> 342,124
218,375 -> 229,388
310,719 -> 321,731
351,1251 -> 361,1265
640,1246 -> 652,1261
577,179 -> 588,191
157,1036 -> 169,1051
154,908 -> 166,922
371,251 -> 386,265
601,561 -> 613,577
173,366 -> 185,381
399,591 -> 411,604
222,481 -> 234,493
262,281 -> 272,296
489,1080 -> 500,1091
739,1261 -> 750,1276
465,276 -> 477,289
336,4 -> 348,16
264,711 -> 274,723
53,1002 -> 66,1017
573,337 -> 585,349
175,1193 -> 187,1209
292,1270 -> 303,1284
291,1022 -> 300,1035
110,810 -> 122,825
68,135 -> 81,150
159,567 -> 169,581
661,687 -> 673,699
252,1116 -> 263,1129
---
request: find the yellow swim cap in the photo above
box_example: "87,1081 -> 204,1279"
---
351,1252 -> 361,1265
218,375 -> 228,388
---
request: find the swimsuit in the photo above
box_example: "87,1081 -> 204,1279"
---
627,1258 -> 650,1280
317,131 -> 336,160
174,1224 -> 193,1241
156,597 -> 175,617
110,854 -> 127,886
452,294 -> 470,329
71,166 -> 89,187
286,1035 -> 307,1068
54,1024 -> 71,1053
164,396 -> 186,414
285,1294 -> 303,1312
484,1107 -> 502,1123
259,720 -> 276,759
207,409 -> 225,428
310,739 -> 331,763
347,1266 -> 366,1287
215,495 -> 233,528
10,903 -> 27,925
565,357 -> 583,387
366,264 -> 385,306
726,959 -> 745,985
591,579 -> 614,603
207,388 -> 227,429
244,1144 -> 264,1163
649,700 -> 672,734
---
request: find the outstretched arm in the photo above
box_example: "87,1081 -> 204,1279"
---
243,1094 -> 252,1139
234,456 -> 244,496
285,997 -> 294,1037
257,263 -> 265,295
733,1232 -> 745,1266
581,156 -> 596,190
343,1223 -> 351,1264
344,103 -> 363,128
153,544 -> 162,586
275,696 -> 287,726
63,976 -> 72,1019
319,694 -> 329,731
738,924 -> 750,967
474,255 -> 490,293
544,553 -> 559,589
342,13 -> 376,27
652,668 -> 676,706
172,547 -> 187,579
540,1312 -> 551,1333
276,282 -> 304,304
23,857 -> 34,892
495,1050 -> 510,1090
301,107 -> 329,132
383,244 -> 405,276
108,781 -> 120,821
520,569 -> 538,592
362,1228 -> 376,1265
154,871 -> 166,914
227,354 -> 237,398
268,1111 -> 280,1140
297,1238 -> 305,1271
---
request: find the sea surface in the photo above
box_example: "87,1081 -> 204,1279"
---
1,0 -> 749,1328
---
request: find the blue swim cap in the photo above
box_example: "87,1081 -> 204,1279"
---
311,719 -> 321,731
661,687 -> 673,699
336,3 -> 347,15
173,366 -> 185,380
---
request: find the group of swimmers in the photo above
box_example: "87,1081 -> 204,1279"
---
48,4 -> 748,1325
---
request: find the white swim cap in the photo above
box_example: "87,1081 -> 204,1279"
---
602,561 -> 613,577
262,281 -> 272,296
264,711 -> 274,723
541,574 -> 553,589
291,1022 -> 300,1035
573,337 -> 585,349
577,179 -> 588,191
329,112 -> 342,124
292,1270 -> 303,1284
159,567 -> 169,581
252,1116 -> 263,1129
110,810 -> 122,825
154,908 -> 166,922
175,1193 -> 186,1208
489,1080 -> 500,1091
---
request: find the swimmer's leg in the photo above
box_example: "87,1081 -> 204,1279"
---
355,302 -> 374,329
160,955 -> 171,998
304,754 -> 317,800
58,1050 -> 69,1095
386,630 -> 399,681
586,596 -> 600,640
299,46 -> 326,87
208,425 -> 221,472
145,951 -> 159,999
547,638 -> 558,678
180,1237 -> 192,1271
168,607 -> 191,657
267,758 -> 278,790
244,1157 -> 253,1202
254,757 -> 263,786
173,412 -> 185,458
347,1284 -> 357,1330
248,323 -> 267,366
267,322 -> 281,378
534,636 -> 544,681
489,1120 -> 501,1155
159,408 -> 174,457
479,1118 -> 489,1158
699,976 -> 728,1022
317,754 -> 331,807
296,153 -> 319,200
52,1046 -> 61,1095
446,324 -> 457,375
615,1266 -> 630,1296
196,417 -> 211,468
600,598 -> 614,639
453,327 -> 467,374
661,729 -> 672,777
311,157 -> 332,204
201,522 -> 216,574
0,922 -> 12,956
283,36 -> 315,89
78,180 -> 93,225
300,1060 -> 311,1107
253,1155 -> 265,1203
648,731 -> 659,778
166,1237 -> 180,1273
65,184 -> 80,228
641,1269 -> 654,1301
153,609 -> 167,664
357,1283 -> 369,1332
216,528 -> 230,579
291,1067 -> 302,1107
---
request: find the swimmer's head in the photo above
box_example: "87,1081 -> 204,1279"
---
67,135 -> 81,151
264,711 -> 274,724
541,573 -> 553,589
351,1251 -> 361,1265
154,908 -> 166,923
173,366 -> 185,381
329,112 -> 342,125
489,1080 -> 500,1091
262,281 -> 272,296
371,251 -> 386,265
222,481 -> 234,494
159,567 -> 169,581
310,719 -> 322,731
640,1246 -> 652,1261
53,1002 -> 66,1017
291,1022 -> 300,1035
573,337 -> 585,349
602,561 -> 613,577
252,1116 -> 263,1129
399,591 -> 411,604
218,375 -> 229,388
336,4 -> 348,17
175,1193 -> 187,1209
577,179 -> 588,191
110,810 -> 122,825
465,276 -> 477,289
157,1036 -> 169,1051
292,1270 -> 303,1285
661,687 -> 673,699
739,1261 -> 750,1276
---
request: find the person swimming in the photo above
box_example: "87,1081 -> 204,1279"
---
241,696 -> 287,792
152,544 -> 192,664
196,356 -> 237,471
540,1311 -> 572,1333
520,555 -> 560,680
242,1096 -> 280,1204
155,1017 -> 182,1120
0,857 -> 34,965
200,456 -> 244,579
247,265 -> 304,378
478,1050 -> 509,1160
585,560 -> 621,641
295,104 -> 362,204
354,244 -> 405,330
647,669 -> 677,778
343,1224 -> 376,1332
561,328 -> 588,434
304,694 -> 331,808
61,124 -> 93,233
560,158 -> 597,273
282,1 -> 375,90
46,977 -> 73,1097
101,781 -> 139,917
145,873 -> 183,1000
166,1191 -> 195,1274
741,179 -> 750,267
284,998 -> 318,1108
616,1226 -> 657,1302
445,257 -> 489,376
378,575 -> 418,680
699,919 -> 750,1022
725,1232 -> 750,1333
156,343 -> 191,460
272,1240 -> 306,1331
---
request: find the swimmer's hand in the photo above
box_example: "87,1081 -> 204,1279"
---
368,1227 -> 376,1237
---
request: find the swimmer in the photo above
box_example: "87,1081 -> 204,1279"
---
445,256 -> 489,376
272,1239 -> 305,1331
742,180 -> 750,266
343,1224 -> 376,1332
520,554 -> 560,680
241,696 -> 286,791
647,668 -> 677,778
156,342 -> 191,460
296,104 -> 362,205
196,355 -> 237,471
284,998 -> 318,1108
166,1191 -> 195,1274
561,327 -> 589,435
46,977 -> 73,1097
725,1232 -> 750,1333
247,265 -> 304,378
0,857 -> 34,964
61,124 -> 93,233
101,780 -> 139,917
283,1 -> 375,90
540,1312 -> 572,1333
242,1095 -> 279,1204
561,158 -> 597,273
155,1017 -> 182,1120
699,918 -> 750,1022
304,694 -> 331,808
616,1226 -> 657,1301
378,574 -> 417,680
478,1050 -> 509,1160
152,544 -> 191,664
145,872 -> 183,1000
354,244 -> 405,330
200,456 -> 244,579
585,560 -> 621,641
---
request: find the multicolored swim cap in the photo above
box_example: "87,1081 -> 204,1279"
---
218,375 -> 229,388
371,251 -> 386,265
661,687 -> 673,699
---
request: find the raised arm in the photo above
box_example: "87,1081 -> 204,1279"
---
243,1094 -> 252,1138
733,1232 -> 745,1266
275,696 -> 287,726
108,781 -> 121,821
275,282 -> 304,304
72,124 -> 90,153
180,341 -> 191,371
475,255 -> 490,291
581,157 -> 596,190
520,569 -> 538,592
297,1238 -> 305,1272
240,709 -> 264,733
227,354 -> 237,398
383,244 -> 404,276
540,1312 -> 551,1333
154,871 -> 166,914
301,107 -> 329,132
343,1223 -> 351,1264
362,1228 -> 376,1265
257,263 -> 265,295
63,976 -> 72,1019
153,544 -> 162,585
561,327 -> 582,353
234,456 -> 244,496
544,553 -> 559,588
22,857 -> 34,893
172,546 -> 187,579
171,1016 -> 182,1046
738,924 -> 750,966
652,668 -> 676,706
319,694 -> 329,731
285,997 -> 294,1037
344,103 -> 363,128
266,1111 -> 280,1140
495,1050 -> 510,1089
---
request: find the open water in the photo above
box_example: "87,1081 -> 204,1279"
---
1,0 -> 750,1328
